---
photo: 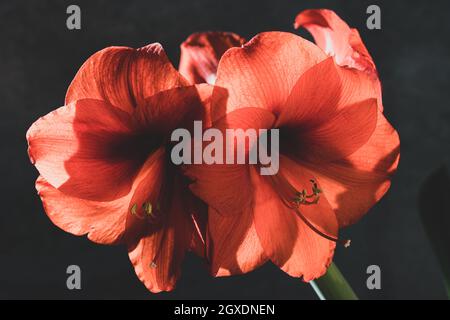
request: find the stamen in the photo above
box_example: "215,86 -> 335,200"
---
150,261 -> 157,269
270,175 -> 351,248
130,201 -> 161,221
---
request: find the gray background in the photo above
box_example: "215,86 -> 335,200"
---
1,0 -> 449,299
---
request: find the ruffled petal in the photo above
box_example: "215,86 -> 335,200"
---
128,177 -> 194,293
36,148 -> 167,244
212,31 -> 327,119
27,99 -> 144,201
207,206 -> 267,277
66,44 -> 188,113
277,57 -> 381,129
283,98 -> 378,164
251,166 -> 337,281
294,9 -> 376,75
184,107 -> 275,215
179,32 -> 245,84
302,111 -> 400,227
133,84 -> 213,136
276,57 -> 341,129
294,9 -> 383,111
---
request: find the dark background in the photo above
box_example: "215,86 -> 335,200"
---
1,0 -> 449,299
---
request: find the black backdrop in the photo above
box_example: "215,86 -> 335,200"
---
1,0 -> 449,299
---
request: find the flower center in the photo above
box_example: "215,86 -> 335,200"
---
269,173 -> 351,248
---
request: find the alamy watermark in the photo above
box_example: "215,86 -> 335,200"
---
171,121 -> 279,176
66,5 -> 81,30
367,5 -> 381,30
66,265 -> 81,290
366,265 -> 381,290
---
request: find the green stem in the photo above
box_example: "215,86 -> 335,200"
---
444,272 -> 450,299
309,263 -> 358,300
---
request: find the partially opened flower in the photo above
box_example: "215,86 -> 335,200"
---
294,9 -> 382,109
185,32 -> 400,281
27,44 -> 212,292
179,31 -> 245,85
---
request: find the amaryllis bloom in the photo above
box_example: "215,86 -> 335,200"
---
26,43 -> 212,292
185,31 -> 400,281
179,31 -> 245,85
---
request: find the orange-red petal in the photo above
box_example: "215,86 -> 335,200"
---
303,111 -> 400,227
27,99 -> 143,202
66,43 -> 188,113
294,9 -> 376,75
251,166 -> 336,281
207,206 -> 267,277
133,84 -> 213,135
35,148 -> 167,244
294,9 -> 383,111
212,31 -> 327,119
128,177 -> 193,293
179,32 -> 245,85
287,98 -> 378,164
276,57 -> 341,129
184,107 -> 275,215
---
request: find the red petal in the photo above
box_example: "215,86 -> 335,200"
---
128,177 -> 193,293
285,98 -> 378,164
294,9 -> 383,111
207,206 -> 267,277
294,9 -> 376,75
212,31 -> 327,119
251,166 -> 337,281
184,107 -> 275,215
179,32 -> 245,85
276,57 -> 341,129
27,99 -> 144,201
277,57 -> 381,129
133,84 -> 213,135
303,111 -> 400,227
66,44 -> 188,113
36,148 -> 166,244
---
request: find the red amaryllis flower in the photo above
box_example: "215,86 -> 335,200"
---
184,31 -> 400,281
294,9 -> 382,109
26,43 -> 212,292
179,31 -> 245,85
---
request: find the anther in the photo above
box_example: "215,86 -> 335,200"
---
130,203 -> 138,215
142,202 -> 153,216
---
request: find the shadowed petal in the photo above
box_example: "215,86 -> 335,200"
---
179,32 -> 245,84
134,84 -> 213,135
207,206 -> 267,277
303,112 -> 400,227
128,177 -> 194,293
283,99 -> 378,164
27,99 -> 146,201
66,43 -> 188,113
36,148 -> 166,244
